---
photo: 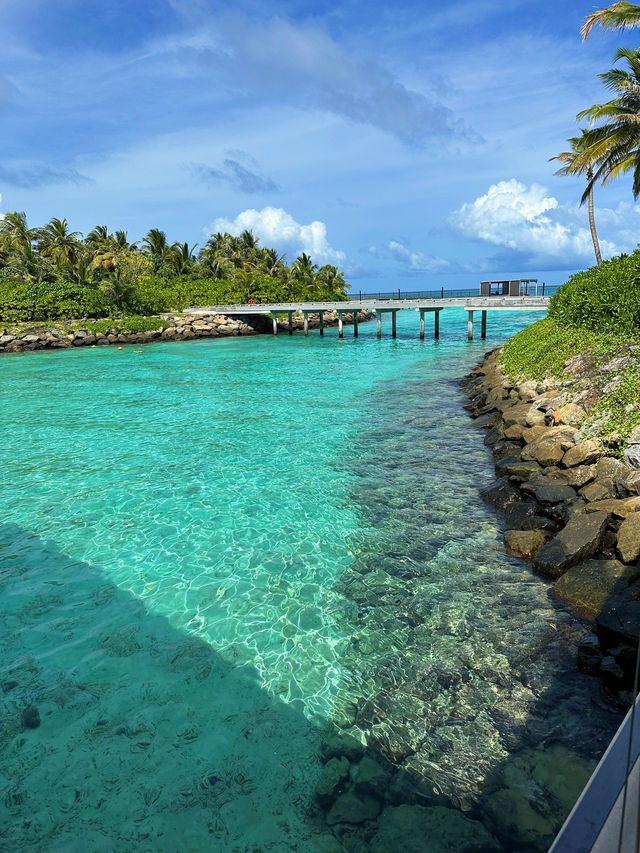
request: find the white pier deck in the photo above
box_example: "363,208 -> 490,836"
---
185,296 -> 550,340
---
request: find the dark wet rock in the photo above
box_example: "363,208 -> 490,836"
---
533,511 -> 610,579
504,530 -> 551,560
325,790 -> 381,826
21,705 -> 40,729
521,477 -> 576,505
482,746 -> 594,852
596,596 -> 640,647
322,733 -> 366,763
553,559 -> 640,622
577,634 -> 604,672
2,680 -> 18,693
617,514 -> 640,564
600,656 -> 624,680
316,757 -> 350,807
354,756 -> 389,799
493,440 -> 524,460
370,805 -> 500,853
504,501 -> 541,529
473,412 -> 501,428
483,423 -> 504,447
497,459 -> 540,483
359,690 -> 426,764
480,478 -> 521,512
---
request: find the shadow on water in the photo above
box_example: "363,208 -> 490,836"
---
0,523 -> 342,853
316,368 -> 624,853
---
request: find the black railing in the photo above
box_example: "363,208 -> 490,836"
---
348,284 -> 561,301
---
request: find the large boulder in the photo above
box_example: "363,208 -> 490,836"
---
553,403 -> 586,427
564,464 -> 597,489
325,789 -> 380,825
532,511 -> 610,579
369,805 -> 500,853
580,457 -> 626,503
617,514 -> 640,564
619,469 -> 640,497
563,440 -> 601,468
521,427 -> 578,466
553,559 -> 640,621
504,530 -> 551,560
316,757 -> 350,807
521,476 -> 576,505
480,478 -> 521,512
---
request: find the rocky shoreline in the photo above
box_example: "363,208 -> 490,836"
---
0,309 -> 373,354
463,347 -> 640,702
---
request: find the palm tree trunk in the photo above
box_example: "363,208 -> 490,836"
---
587,174 -> 602,266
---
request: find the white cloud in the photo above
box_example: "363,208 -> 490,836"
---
388,240 -> 451,272
449,179 -> 623,264
209,206 -> 346,266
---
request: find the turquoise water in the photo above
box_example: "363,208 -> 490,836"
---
0,309 -> 620,852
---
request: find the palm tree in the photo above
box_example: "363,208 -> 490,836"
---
551,130 -> 603,265
85,225 -> 111,247
0,210 -> 35,251
113,230 -> 137,251
35,217 -> 82,268
168,241 -> 198,276
582,2 -> 640,40
576,48 -> 640,200
142,228 -> 170,271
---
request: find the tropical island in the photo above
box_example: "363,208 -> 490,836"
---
2,2 -> 640,853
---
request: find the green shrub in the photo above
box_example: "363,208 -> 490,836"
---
548,249 -> 640,335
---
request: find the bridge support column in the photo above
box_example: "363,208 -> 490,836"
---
419,309 -> 425,340
481,310 -> 487,339
319,311 -> 324,335
435,308 -> 440,340
353,311 -> 359,337
272,312 -> 278,336
338,311 -> 344,338
376,310 -> 382,339
391,310 -> 397,338
288,311 -> 293,335
467,310 -> 474,341
303,311 -> 309,336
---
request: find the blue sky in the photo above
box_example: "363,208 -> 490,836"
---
0,0 -> 637,290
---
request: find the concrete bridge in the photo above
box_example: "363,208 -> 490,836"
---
185,295 -> 550,341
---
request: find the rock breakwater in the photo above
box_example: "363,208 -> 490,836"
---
0,309 -> 372,354
463,347 -> 640,702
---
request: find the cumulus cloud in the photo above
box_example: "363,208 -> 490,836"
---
388,240 -> 451,272
209,206 -> 346,266
0,164 -> 91,189
449,179 -> 623,266
190,158 -> 280,194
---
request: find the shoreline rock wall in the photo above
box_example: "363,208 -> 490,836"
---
463,348 -> 640,704
0,309 -> 373,354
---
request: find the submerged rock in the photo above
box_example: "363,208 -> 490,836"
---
504,530 -> 550,560
370,804 -> 500,853
325,789 -> 381,825
316,757 -> 350,807
21,705 -> 40,729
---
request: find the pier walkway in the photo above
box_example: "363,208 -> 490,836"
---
185,294 -> 550,341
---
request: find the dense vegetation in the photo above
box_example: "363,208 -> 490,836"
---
0,213 -> 349,322
502,250 -> 640,448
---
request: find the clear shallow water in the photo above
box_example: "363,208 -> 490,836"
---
0,309 -> 620,852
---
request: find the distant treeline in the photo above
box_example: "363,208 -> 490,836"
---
0,213 -> 349,322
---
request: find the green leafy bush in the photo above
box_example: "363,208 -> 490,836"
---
548,249 -> 640,335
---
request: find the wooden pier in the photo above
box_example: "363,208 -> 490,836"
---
186,293 -> 550,340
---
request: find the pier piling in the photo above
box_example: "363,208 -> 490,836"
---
288,311 -> 293,335
467,310 -> 474,341
391,310 -> 397,338
435,308 -> 440,340
319,311 -> 324,336
353,311 -> 359,337
338,311 -> 344,338
272,312 -> 278,336
303,311 -> 309,336
481,310 -> 487,339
